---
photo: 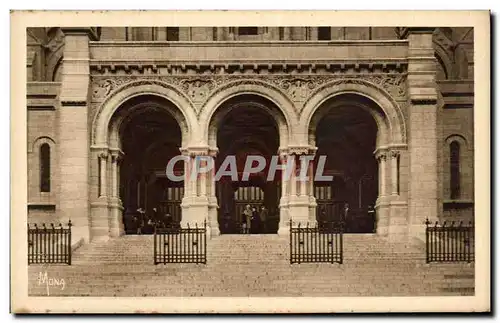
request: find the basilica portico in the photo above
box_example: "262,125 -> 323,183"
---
25,26 -> 475,247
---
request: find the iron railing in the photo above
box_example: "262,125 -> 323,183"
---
290,220 -> 344,264
153,221 -> 207,264
425,219 -> 475,263
27,221 -> 72,265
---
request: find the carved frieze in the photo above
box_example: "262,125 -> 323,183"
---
91,73 -> 408,116
179,78 -> 217,104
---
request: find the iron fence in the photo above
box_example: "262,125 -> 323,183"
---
290,220 -> 344,264
153,221 -> 207,264
425,219 -> 474,263
27,221 -> 72,265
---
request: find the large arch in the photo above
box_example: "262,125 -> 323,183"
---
300,79 -> 407,148
300,80 -> 408,236
92,81 -> 198,149
205,92 -> 286,234
199,79 -> 297,148
90,81 -> 198,238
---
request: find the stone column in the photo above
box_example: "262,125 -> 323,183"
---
207,148 -> 220,237
180,147 -> 211,233
109,149 -> 125,237
287,147 -> 315,227
387,148 -> 409,241
90,149 -> 111,241
59,27 -> 99,244
289,155 -> 297,198
375,149 -> 389,235
390,150 -> 400,196
404,27 -> 439,241
308,155 -> 317,222
278,151 -> 290,235
99,152 -> 108,198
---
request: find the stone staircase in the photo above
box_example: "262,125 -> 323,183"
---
28,233 -> 474,297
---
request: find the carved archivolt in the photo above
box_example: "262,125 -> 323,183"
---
91,73 -> 408,118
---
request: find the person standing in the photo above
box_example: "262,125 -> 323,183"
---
136,207 -> 146,235
342,202 -> 350,232
367,204 -> 376,233
251,206 -> 258,234
243,204 -> 252,234
259,205 -> 268,234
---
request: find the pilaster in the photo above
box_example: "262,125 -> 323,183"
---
179,146 -> 218,237
285,146 -> 317,230
109,149 -> 125,237
57,27 -> 98,245
405,27 -> 439,242
374,148 -> 390,236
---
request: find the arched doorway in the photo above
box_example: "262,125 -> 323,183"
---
111,95 -> 185,234
310,94 -> 380,233
210,95 -> 283,234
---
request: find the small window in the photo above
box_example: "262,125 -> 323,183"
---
40,144 -> 50,192
450,141 -> 460,199
318,27 -> 331,40
279,27 -> 284,40
166,27 -> 180,41
238,27 -> 258,36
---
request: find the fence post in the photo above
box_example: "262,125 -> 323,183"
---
425,218 -> 430,263
67,220 -> 72,265
204,220 -> 207,264
339,221 -> 344,264
153,223 -> 157,265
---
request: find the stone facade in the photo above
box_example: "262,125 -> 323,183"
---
26,27 -> 474,246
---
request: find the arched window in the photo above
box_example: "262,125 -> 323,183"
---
40,143 -> 51,192
450,141 -> 460,199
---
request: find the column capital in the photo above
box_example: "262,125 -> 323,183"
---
98,151 -> 109,159
287,145 -> 317,156
389,150 -> 401,159
180,146 -> 218,157
374,147 -> 389,161
110,148 -> 124,163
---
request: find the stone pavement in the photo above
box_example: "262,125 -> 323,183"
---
28,235 -> 474,297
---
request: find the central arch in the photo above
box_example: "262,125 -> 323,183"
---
206,93 -> 290,234
199,80 -> 298,148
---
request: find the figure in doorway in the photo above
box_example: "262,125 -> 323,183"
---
135,207 -> 146,235
251,206 -> 258,234
343,202 -> 350,233
368,204 -> 376,233
243,204 -> 253,234
259,205 -> 269,234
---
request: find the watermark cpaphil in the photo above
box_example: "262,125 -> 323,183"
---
165,154 -> 333,182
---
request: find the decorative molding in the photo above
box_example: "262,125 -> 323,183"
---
287,145 -> 317,156
60,100 -> 87,107
90,61 -> 407,77
180,146 -> 217,157
410,98 -> 438,105
91,73 -> 408,117
389,150 -> 400,159
110,148 -> 125,163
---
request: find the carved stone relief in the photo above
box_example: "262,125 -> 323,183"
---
91,73 -> 408,117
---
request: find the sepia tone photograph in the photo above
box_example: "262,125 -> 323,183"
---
11,10 -> 490,313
